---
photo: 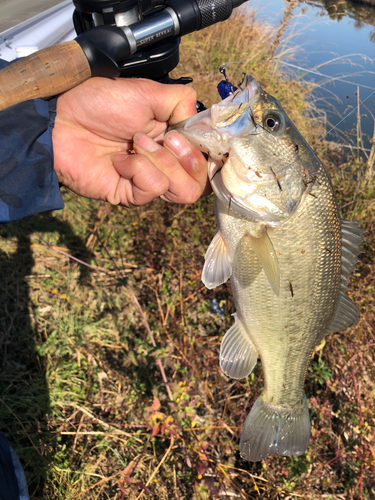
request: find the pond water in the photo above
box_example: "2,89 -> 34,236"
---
247,0 -> 375,149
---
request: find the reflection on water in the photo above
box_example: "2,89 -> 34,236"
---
252,0 -> 375,146
304,0 -> 375,40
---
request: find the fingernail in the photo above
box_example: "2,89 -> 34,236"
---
165,132 -> 192,157
134,132 -> 160,153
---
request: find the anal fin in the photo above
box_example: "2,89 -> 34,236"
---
328,284 -> 360,334
220,313 -> 258,380
202,230 -> 232,289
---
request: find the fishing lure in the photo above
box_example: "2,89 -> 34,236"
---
217,67 -> 238,99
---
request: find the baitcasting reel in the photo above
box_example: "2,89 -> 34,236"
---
0,0 -> 248,111
72,0 -> 248,83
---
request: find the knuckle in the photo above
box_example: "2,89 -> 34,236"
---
182,184 -> 201,204
131,154 -> 147,170
182,85 -> 198,104
159,154 -> 179,170
149,175 -> 169,196
151,147 -> 181,171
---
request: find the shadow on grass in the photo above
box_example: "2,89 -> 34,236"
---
0,211 -> 93,498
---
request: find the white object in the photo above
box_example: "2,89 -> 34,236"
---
0,0 -> 75,62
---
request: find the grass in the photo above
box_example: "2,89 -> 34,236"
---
0,5 -> 374,500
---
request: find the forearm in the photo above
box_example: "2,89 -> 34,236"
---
0,60 -> 63,223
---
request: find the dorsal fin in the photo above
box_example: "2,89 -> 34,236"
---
340,220 -> 365,286
327,220 -> 364,335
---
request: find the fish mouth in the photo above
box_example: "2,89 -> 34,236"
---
170,74 -> 261,157
233,74 -> 260,103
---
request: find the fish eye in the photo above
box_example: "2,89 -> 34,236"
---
264,114 -> 281,132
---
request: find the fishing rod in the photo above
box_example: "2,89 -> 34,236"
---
0,0 -> 247,112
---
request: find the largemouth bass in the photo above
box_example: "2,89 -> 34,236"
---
173,75 -> 363,462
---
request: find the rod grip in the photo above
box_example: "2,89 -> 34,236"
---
0,41 -> 92,111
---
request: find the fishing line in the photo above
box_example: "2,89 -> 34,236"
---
220,58 -> 375,91
325,142 -> 373,153
279,60 -> 375,92
318,89 -> 375,142
276,61 -> 375,141
220,57 -> 375,142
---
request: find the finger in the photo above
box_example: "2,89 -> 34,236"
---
137,81 -> 198,126
133,133 -> 205,204
112,153 -> 170,207
163,132 -> 211,196
57,78 -> 198,142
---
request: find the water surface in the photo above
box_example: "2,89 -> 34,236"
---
249,0 -> 375,147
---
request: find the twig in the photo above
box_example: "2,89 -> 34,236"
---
77,471 -> 123,498
183,426 -> 239,432
340,200 -> 356,210
143,283 -> 165,326
179,268 -> 185,327
217,464 -> 268,483
73,411 -> 85,452
55,468 -> 106,480
357,86 -> 361,165
216,465 -> 250,500
127,285 -> 173,402
171,285 -> 206,308
62,404 -> 143,441
350,473 -> 364,500
351,371 -> 363,428
135,437 -> 175,500
34,239 -> 105,273
268,0 -> 298,60
173,465 -> 178,499
60,431 -> 130,444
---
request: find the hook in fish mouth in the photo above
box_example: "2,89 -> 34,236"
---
169,74 -> 261,159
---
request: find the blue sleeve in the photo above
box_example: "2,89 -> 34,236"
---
0,432 -> 29,500
0,59 -> 64,223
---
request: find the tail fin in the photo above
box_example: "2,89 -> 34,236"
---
240,394 -> 311,462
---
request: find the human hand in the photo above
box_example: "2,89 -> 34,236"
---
52,77 -> 210,207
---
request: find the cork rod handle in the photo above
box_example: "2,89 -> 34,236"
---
0,41 -> 92,112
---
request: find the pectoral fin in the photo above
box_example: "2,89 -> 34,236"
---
202,230 -> 232,289
247,228 -> 280,296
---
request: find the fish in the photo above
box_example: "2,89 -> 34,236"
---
172,74 -> 363,462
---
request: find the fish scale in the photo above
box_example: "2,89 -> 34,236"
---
217,176 -> 340,408
174,74 -> 363,462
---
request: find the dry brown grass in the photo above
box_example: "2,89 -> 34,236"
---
0,4 -> 374,500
